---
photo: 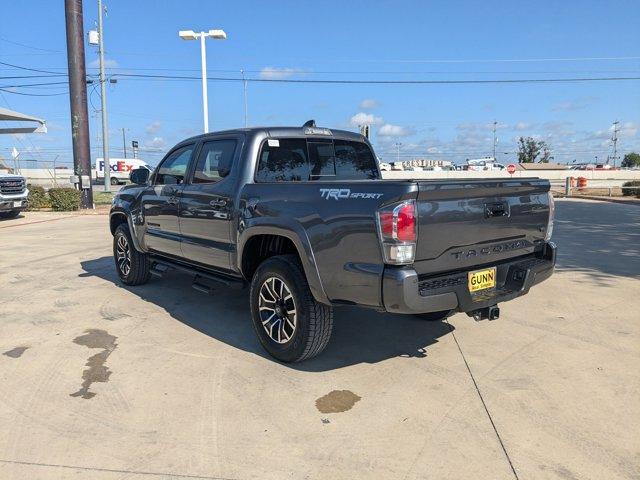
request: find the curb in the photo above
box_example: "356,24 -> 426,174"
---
555,194 -> 640,206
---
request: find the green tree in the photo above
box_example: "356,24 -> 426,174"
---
621,152 -> 640,168
517,136 -> 550,163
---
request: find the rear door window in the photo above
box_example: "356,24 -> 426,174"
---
333,140 -> 379,180
256,139 -> 309,182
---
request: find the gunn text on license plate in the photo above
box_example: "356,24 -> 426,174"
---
468,267 -> 496,293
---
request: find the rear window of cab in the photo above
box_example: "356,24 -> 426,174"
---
255,138 -> 379,182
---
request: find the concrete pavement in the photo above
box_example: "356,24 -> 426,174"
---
0,199 -> 638,480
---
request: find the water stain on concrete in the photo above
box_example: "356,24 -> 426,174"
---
70,329 -> 117,400
315,390 -> 361,414
3,346 -> 29,358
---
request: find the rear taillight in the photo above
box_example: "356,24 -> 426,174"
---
545,192 -> 555,241
376,200 -> 417,265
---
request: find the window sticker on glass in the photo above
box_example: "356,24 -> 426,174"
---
267,139 -> 280,147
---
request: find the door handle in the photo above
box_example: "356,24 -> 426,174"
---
485,202 -> 509,218
210,199 -> 227,207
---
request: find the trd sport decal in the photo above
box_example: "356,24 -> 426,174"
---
320,188 -> 383,200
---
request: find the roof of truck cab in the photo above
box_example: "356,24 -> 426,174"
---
181,126 -> 366,144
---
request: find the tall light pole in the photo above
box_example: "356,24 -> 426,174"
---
395,142 -> 402,163
241,69 -> 248,127
97,0 -> 110,191
492,120 -> 497,160
179,29 -> 227,133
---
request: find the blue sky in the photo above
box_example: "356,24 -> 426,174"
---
1,0 -> 639,166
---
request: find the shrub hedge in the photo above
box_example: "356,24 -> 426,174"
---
26,184 -> 51,210
621,180 -> 640,198
48,187 -> 82,211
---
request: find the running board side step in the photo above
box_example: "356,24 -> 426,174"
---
149,256 -> 246,291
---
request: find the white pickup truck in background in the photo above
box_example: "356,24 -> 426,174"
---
95,158 -> 152,185
0,173 -> 28,219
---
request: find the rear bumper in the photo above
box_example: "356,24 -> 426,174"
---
382,242 -> 556,314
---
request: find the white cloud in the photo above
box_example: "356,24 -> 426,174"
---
146,121 -> 162,135
552,96 -> 597,112
349,112 -> 383,127
618,122 -> 638,138
88,58 -> 118,69
378,124 -> 413,137
359,99 -> 378,109
514,122 -> 531,131
259,66 -> 307,80
146,137 -> 166,150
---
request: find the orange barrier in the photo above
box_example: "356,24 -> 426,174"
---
577,177 -> 588,189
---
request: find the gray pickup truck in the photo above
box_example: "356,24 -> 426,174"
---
110,122 -> 556,362
0,173 -> 28,219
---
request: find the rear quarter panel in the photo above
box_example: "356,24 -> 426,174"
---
239,181 -> 417,308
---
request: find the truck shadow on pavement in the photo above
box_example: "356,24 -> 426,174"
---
80,256 -> 454,372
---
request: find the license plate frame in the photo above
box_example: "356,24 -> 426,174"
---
12,201 -> 22,208
468,267 -> 497,293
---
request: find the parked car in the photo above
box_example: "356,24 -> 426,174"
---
109,122 -> 556,362
0,173 -> 28,219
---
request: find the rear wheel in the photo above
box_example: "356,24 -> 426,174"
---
113,223 -> 150,285
414,310 -> 452,321
110,177 -> 119,186
250,255 -> 333,362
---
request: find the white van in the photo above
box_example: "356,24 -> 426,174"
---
95,158 -> 152,185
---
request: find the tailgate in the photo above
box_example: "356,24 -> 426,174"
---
413,178 -> 550,275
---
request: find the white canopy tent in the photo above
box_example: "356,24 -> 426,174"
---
0,106 -> 47,135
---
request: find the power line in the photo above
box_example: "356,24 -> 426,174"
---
112,72 -> 640,85
0,88 -> 68,96
0,36 -> 62,53
0,60 -> 63,75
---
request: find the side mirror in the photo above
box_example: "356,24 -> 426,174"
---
130,168 -> 150,185
218,157 -> 232,178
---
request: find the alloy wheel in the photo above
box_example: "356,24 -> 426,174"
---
116,234 -> 131,277
258,276 -> 297,344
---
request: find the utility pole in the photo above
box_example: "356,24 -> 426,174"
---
121,127 -> 127,158
611,120 -> 620,167
395,142 -> 402,163
492,120 -> 497,160
241,69 -> 248,127
97,0 -> 111,191
64,0 -> 94,209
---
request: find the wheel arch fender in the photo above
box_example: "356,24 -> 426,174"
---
237,220 -> 330,305
109,208 -> 146,253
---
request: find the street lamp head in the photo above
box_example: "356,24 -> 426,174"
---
208,29 -> 227,39
179,30 -> 197,40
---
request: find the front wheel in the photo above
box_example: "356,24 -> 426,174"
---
110,177 -> 120,186
0,210 -> 20,219
113,223 -> 150,285
250,255 -> 333,362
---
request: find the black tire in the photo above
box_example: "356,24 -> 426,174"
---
250,254 -> 333,363
113,223 -> 150,286
414,310 -> 452,321
110,177 -> 119,186
0,210 -> 20,219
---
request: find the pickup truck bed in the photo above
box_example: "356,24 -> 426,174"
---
110,123 -> 555,362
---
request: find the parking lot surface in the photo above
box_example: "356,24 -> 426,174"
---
0,198 -> 638,480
